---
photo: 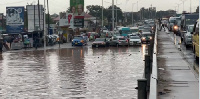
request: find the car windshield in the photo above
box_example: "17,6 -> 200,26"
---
130,36 -> 140,39
138,26 -> 144,29
74,37 -> 83,39
169,19 -> 176,23
142,29 -> 150,32
119,38 -> 125,40
186,19 -> 197,25
95,38 -> 105,41
143,34 -> 152,36
131,29 -> 139,32
188,26 -> 194,32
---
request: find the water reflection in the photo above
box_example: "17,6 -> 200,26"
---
0,46 -> 144,98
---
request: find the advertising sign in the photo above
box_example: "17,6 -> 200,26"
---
0,13 -> 3,30
27,5 -> 44,32
70,0 -> 84,27
59,13 -> 74,28
6,7 -> 24,33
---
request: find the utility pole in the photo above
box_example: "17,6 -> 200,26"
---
116,0 -> 117,27
47,0 -> 50,35
102,0 -> 103,28
44,0 -> 46,50
112,0 -> 114,32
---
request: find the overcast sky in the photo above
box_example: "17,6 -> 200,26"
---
0,0 -> 199,14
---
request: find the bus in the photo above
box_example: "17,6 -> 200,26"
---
119,27 -> 131,37
192,19 -> 199,61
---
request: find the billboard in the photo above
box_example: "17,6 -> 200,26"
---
70,0 -> 84,27
0,13 -> 3,30
6,7 -> 24,33
27,5 -> 44,32
59,13 -> 74,28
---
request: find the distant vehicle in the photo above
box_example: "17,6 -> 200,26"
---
141,32 -> 153,43
72,35 -> 87,46
172,17 -> 181,35
92,38 -> 109,47
183,25 -> 194,47
130,27 -> 139,35
129,35 -> 141,46
192,19 -> 199,61
180,14 -> 198,40
180,13 -> 199,31
118,27 -> 131,37
168,17 -> 180,31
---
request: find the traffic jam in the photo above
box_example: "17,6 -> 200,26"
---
71,20 -> 156,48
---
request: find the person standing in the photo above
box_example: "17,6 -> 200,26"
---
34,36 -> 39,49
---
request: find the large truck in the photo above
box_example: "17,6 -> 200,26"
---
180,13 -> 199,40
192,19 -> 199,61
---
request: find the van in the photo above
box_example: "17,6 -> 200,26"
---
191,19 -> 199,61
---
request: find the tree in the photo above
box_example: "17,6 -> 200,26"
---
46,13 -> 55,24
86,5 -> 104,18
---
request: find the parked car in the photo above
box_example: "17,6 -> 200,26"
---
92,38 -> 109,47
72,35 -> 87,46
183,25 -> 194,47
141,32 -> 153,43
129,35 -> 141,46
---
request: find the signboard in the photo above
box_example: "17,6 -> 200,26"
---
27,5 -> 44,32
0,13 -> 3,30
59,13 -> 74,28
70,0 -> 84,27
6,7 -> 24,33
70,0 -> 84,15
74,16 -> 84,28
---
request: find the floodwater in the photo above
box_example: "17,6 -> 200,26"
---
0,45 -> 146,99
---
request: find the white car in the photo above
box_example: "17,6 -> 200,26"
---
183,25 -> 194,47
129,35 -> 141,46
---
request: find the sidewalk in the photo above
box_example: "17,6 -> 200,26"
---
157,30 -> 199,99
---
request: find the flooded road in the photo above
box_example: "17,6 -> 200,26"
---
0,45 -> 146,98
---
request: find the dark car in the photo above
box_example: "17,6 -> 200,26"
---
92,38 -> 109,47
72,36 -> 87,46
141,32 -> 153,43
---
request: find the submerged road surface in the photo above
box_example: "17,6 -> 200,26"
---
0,45 -> 146,98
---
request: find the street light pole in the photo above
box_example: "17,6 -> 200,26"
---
190,0 -> 191,13
132,3 -> 136,26
112,0 -> 114,32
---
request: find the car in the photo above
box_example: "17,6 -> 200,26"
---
141,32 -> 153,43
110,36 -> 129,46
183,25 -> 194,47
72,36 -> 87,46
92,38 -> 109,47
130,27 -> 139,35
129,35 -> 141,46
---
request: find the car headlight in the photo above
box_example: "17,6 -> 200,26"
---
150,36 -> 152,39
142,37 -> 145,40
173,26 -> 178,30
